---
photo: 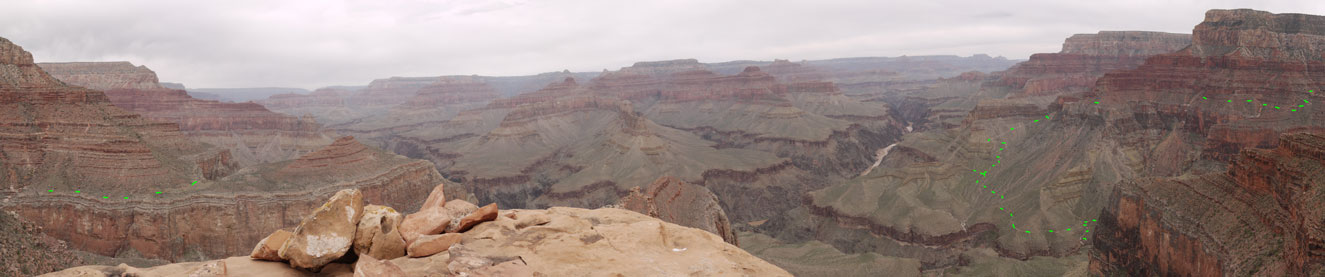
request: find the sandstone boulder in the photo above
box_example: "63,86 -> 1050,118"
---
420,183 -> 447,210
278,189 -> 366,272
407,233 -> 463,258
353,205 -> 407,260
399,209 -> 452,245
251,229 -> 293,262
449,203 -> 498,233
441,199 -> 479,219
353,254 -> 406,277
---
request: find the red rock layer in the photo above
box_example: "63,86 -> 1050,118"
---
1085,9 -> 1325,162
39,62 -> 331,165
275,136 -> 377,176
0,37 -> 213,192
994,31 -> 1190,97
1092,132 -> 1325,276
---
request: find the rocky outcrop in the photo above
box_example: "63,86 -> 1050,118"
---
278,189 -> 364,271
47,192 -> 791,276
620,176 -> 739,246
36,61 -> 164,90
992,31 -> 1191,97
39,61 -> 334,166
1091,132 -> 1325,276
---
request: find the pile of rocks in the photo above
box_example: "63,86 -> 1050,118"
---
249,183 -> 497,273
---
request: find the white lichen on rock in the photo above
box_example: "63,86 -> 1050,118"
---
303,234 -> 350,257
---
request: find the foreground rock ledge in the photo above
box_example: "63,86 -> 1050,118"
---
43,207 -> 791,276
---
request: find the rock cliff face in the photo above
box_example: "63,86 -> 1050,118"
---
992,31 -> 1191,97
1092,132 -> 1325,276
0,37 -> 219,193
5,136 -> 448,262
38,62 -> 335,166
1075,10 -> 1325,276
36,61 -> 165,90
620,176 -> 738,246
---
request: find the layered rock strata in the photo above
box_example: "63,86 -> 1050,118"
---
0,37 -> 218,193
992,31 -> 1191,97
5,136 -> 448,262
1092,132 -> 1325,276
38,61 -> 334,166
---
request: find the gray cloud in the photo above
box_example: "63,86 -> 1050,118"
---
1,0 -> 1320,89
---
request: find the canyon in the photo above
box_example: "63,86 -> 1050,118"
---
38,62 -> 335,166
7,7 -> 1325,276
0,38 -> 452,264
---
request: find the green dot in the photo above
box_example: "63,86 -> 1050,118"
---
991,190 -> 996,194
999,207 -> 1004,210
1093,101 -> 1100,104
1248,99 -> 1254,102
74,190 -> 80,193
1275,106 -> 1280,109
1086,230 -> 1091,232
1026,231 -> 1031,233
991,164 -> 996,167
155,191 -> 163,194
1067,228 -> 1072,231
1001,141 -> 1007,145
1227,100 -> 1233,102
1263,103 -> 1268,106
1000,195 -> 1004,199
1202,97 -> 1208,99
1300,105 -> 1306,107
47,189 -> 53,192
1049,230 -> 1054,233
975,180 -> 980,183
102,196 -> 108,199
123,197 -> 129,199
1044,115 -> 1050,119
995,156 -> 1001,159
983,185 -> 987,188
1010,127 -> 1015,130
1082,237 -> 1087,240
1292,109 -> 1297,112
1084,224 -> 1088,226
1092,219 -> 1097,222
998,148 -> 1003,151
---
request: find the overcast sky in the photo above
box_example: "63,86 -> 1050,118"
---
1,0 -> 1320,89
